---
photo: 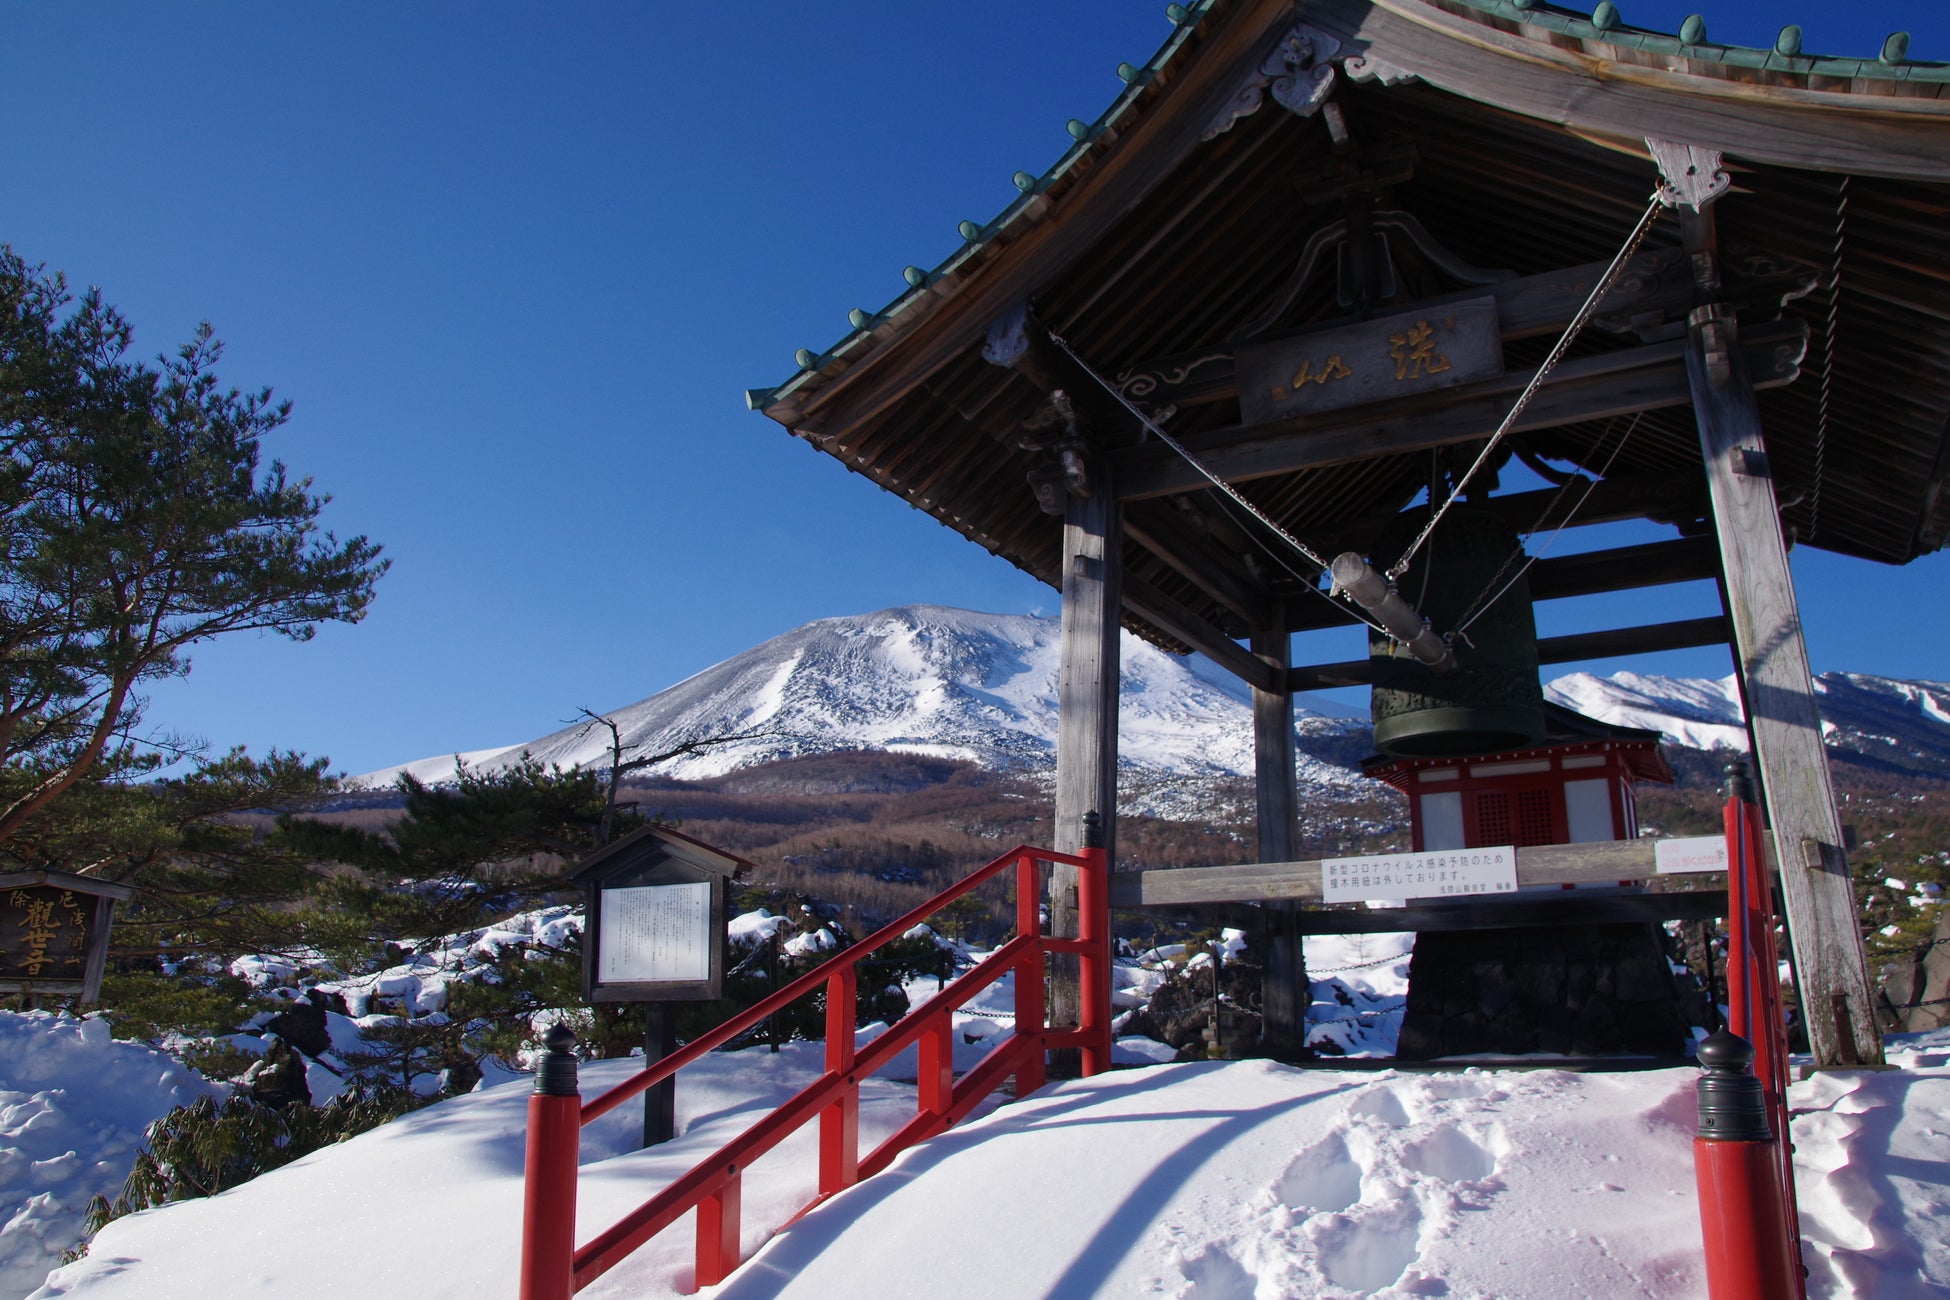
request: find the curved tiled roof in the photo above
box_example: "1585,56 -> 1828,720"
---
748,0 -> 1942,414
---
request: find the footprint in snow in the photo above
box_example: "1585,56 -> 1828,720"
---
1172,1243 -> 1259,1300
1347,1086 -> 1413,1127
1401,1122 -> 1498,1183
1315,1196 -> 1425,1293
1275,1132 -> 1363,1213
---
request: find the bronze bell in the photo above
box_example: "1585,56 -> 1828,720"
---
1368,505 -> 1546,758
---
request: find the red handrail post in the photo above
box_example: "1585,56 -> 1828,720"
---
1702,761 -> 1808,1300
1015,850 -> 1047,1096
695,1169 -> 743,1288
1076,841 -> 1112,1077
919,1017 -> 954,1123
1694,1031 -> 1802,1300
518,1027 -> 581,1300
1723,783 -> 1752,1042
819,965 -> 859,1196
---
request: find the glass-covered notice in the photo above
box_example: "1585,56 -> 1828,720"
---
598,881 -> 711,983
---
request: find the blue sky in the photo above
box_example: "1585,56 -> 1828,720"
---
4,2 -> 1947,775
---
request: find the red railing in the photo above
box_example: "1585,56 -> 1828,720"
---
1693,763 -> 1807,1299
518,841 -> 1110,1298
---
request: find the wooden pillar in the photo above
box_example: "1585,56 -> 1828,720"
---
1252,617 -> 1308,1059
642,1005 -> 677,1147
1687,302 -> 1883,1068
1052,466 -> 1121,1047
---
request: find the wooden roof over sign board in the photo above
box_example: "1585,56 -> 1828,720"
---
749,0 -> 1950,663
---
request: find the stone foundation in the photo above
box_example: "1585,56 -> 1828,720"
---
1395,923 -> 1688,1058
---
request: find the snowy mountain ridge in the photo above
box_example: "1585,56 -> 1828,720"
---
357,605 -> 1366,792
358,606 -> 1950,789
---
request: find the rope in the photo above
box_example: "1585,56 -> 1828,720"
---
1810,176 -> 1847,543
1044,332 -> 1393,639
1386,194 -> 1669,581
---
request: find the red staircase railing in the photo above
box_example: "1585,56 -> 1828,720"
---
1692,761 -> 1807,1299
518,840 -> 1109,1298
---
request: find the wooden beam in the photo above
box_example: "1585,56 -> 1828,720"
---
1122,573 -> 1277,692
1285,535 -> 1722,634
1327,473 -> 1708,555
1287,615 -> 1731,690
1535,615 -> 1731,665
1053,465 -> 1122,1046
1282,891 -> 1730,935
1113,320 -> 1807,500
1107,836 -> 1754,909
1526,536 -> 1722,601
1313,0 -> 1950,183
1688,302 -> 1883,1069
1114,239 -> 1821,415
1122,512 -> 1276,629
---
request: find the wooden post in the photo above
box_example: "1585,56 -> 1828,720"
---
1052,464 -> 1121,1059
642,1005 -> 677,1147
1252,618 -> 1308,1059
1687,302 -> 1883,1068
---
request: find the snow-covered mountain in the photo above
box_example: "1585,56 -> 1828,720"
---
1547,669 -> 1950,775
1545,670 -> 1750,750
358,605 -> 1365,791
359,606 -> 1950,791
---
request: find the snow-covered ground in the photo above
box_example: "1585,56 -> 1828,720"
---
17,1000 -> 1950,1298
0,1014 -> 225,1298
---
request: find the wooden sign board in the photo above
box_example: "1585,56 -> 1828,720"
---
573,825 -> 751,1005
1236,298 -> 1504,426
0,870 -> 133,1004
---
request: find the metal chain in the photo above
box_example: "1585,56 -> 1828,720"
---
1043,332 -> 1393,639
1386,193 -> 1669,581
1306,950 -> 1413,975
1309,1006 -> 1407,1026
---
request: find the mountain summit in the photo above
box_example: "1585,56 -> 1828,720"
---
360,606 -> 1950,790
360,605 -> 1361,789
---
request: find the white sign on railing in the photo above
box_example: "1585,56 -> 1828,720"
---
1320,846 -> 1518,904
1654,835 -> 1730,874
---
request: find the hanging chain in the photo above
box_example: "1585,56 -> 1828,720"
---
1044,332 -> 1391,637
1047,332 -> 1333,572
1385,193 -> 1669,581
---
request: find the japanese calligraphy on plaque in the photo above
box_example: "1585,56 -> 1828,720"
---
1236,298 -> 1504,425
597,882 -> 712,984
2,886 -> 93,982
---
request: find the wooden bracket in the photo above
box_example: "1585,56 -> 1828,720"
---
1647,137 -> 1731,212
1204,24 -> 1342,140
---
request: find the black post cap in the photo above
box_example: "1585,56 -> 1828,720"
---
1695,1029 -> 1770,1142
1082,810 -> 1104,849
1723,758 -> 1756,806
534,1024 -> 581,1097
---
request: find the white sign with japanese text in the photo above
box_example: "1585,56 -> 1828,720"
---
598,881 -> 711,983
1320,846 -> 1518,904
1654,835 -> 1729,874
